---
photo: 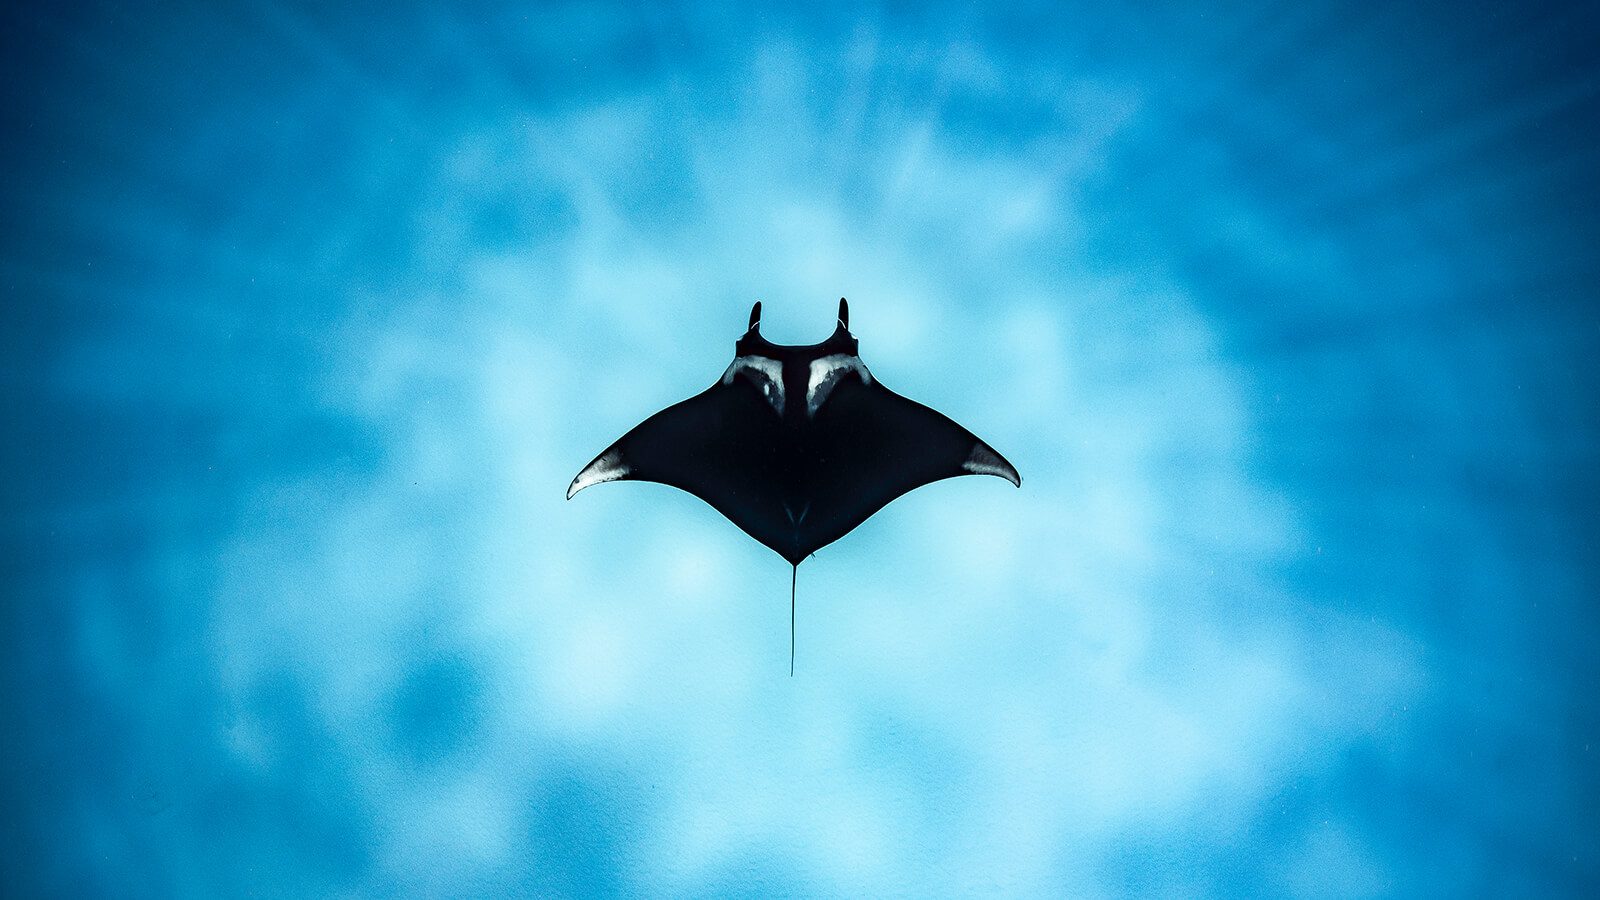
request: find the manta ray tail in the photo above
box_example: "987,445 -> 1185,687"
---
790,564 -> 797,677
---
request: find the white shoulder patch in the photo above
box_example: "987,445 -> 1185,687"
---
806,354 -> 872,417
722,355 -> 786,414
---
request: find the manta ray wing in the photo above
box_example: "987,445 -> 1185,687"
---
796,375 -> 1019,557
568,377 -> 803,559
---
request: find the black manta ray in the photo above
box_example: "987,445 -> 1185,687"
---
568,299 -> 1020,672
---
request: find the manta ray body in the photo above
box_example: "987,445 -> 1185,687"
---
568,299 -> 1020,670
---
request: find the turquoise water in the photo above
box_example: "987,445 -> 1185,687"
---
4,2 -> 1597,895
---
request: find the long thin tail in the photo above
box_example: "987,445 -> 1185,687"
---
790,564 -> 797,677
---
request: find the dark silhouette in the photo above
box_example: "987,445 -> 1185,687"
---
569,298 -> 1020,671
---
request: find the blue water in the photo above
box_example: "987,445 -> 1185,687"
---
4,2 -> 1597,896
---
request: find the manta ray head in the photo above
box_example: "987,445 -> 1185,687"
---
722,298 -> 873,418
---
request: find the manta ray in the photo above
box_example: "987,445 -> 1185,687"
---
568,299 -> 1020,672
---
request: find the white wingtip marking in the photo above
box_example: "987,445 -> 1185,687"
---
567,448 -> 630,499
962,441 -> 1021,487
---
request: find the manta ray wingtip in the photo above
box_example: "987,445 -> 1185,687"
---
963,440 -> 1021,488
568,448 -> 630,499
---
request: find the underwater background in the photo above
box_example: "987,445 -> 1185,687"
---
3,1 -> 1597,896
